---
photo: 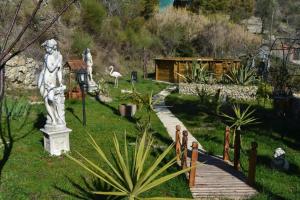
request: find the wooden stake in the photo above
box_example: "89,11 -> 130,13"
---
223,126 -> 230,161
248,142 -> 258,186
189,142 -> 198,187
175,125 -> 181,163
181,130 -> 188,169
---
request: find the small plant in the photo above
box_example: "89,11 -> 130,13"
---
67,131 -> 192,200
122,86 -> 160,129
97,78 -> 110,97
225,65 -> 256,85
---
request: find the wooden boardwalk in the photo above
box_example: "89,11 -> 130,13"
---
154,86 -> 257,199
187,153 -> 257,199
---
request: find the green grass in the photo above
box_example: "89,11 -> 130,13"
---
166,93 -> 300,200
0,78 -> 192,199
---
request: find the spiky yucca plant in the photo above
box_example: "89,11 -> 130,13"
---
221,104 -> 258,145
225,65 -> 256,85
67,131 -> 192,200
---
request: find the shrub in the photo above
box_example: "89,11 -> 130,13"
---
71,30 -> 94,56
81,0 -> 106,34
52,0 -> 80,26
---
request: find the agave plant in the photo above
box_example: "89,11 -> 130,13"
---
67,131 -> 192,200
177,62 -> 213,84
225,65 -> 256,85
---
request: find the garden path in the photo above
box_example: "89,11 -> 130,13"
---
153,86 -> 257,199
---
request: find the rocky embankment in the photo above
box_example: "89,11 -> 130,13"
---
5,56 -> 40,89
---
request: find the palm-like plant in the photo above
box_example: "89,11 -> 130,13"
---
225,65 -> 256,85
221,104 -> 258,145
67,131 -> 192,200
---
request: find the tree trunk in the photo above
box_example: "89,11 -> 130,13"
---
234,129 -> 241,170
0,66 -> 4,102
143,48 -> 148,79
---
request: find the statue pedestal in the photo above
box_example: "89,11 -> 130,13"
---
88,80 -> 98,93
41,126 -> 72,156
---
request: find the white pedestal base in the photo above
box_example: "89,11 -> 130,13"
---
41,127 -> 72,156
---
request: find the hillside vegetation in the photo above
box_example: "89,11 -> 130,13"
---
0,0 -> 298,74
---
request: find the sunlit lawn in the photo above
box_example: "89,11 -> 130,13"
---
0,78 -> 192,200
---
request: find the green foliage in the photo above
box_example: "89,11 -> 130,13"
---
71,30 -> 94,56
2,98 -> 30,120
225,66 -> 256,86
67,131 -> 191,200
177,62 -> 214,84
142,0 -> 159,19
52,0 -> 79,26
221,104 -> 258,131
81,0 -> 106,33
97,78 -> 110,97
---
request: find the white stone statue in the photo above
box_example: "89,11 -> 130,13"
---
38,39 -> 66,127
82,48 -> 98,92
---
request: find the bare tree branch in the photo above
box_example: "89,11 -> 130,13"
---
1,0 -> 24,54
0,0 -> 43,65
1,0 -> 77,66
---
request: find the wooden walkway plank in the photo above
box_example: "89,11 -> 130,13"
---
153,86 -> 257,200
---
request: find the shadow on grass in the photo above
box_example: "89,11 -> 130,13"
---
55,176 -> 121,200
66,107 -> 82,123
0,100 -> 34,181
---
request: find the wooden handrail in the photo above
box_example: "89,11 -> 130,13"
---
234,129 -> 241,170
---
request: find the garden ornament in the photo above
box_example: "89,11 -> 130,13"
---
272,147 -> 289,171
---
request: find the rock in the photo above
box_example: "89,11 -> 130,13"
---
241,16 -> 262,34
5,55 -> 41,89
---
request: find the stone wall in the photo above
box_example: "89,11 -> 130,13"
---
179,83 -> 258,101
5,56 -> 41,89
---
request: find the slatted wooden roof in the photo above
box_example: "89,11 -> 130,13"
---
64,59 -> 87,72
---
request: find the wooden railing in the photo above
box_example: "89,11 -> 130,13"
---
175,125 -> 199,187
222,126 -> 258,186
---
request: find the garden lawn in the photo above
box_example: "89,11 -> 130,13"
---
0,78 -> 192,200
166,93 -> 300,200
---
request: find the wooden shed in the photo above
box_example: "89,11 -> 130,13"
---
64,59 -> 87,99
154,57 -> 240,83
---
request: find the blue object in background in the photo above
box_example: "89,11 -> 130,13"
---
160,0 -> 174,10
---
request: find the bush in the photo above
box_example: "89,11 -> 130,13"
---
71,30 -> 94,56
81,0 -> 106,34
52,0 -> 80,26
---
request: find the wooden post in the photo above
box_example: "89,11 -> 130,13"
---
181,130 -> 188,169
175,125 -> 181,163
248,142 -> 258,186
234,129 -> 241,170
189,142 -> 198,187
223,126 -> 230,161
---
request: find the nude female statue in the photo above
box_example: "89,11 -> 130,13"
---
82,48 -> 94,83
38,39 -> 66,126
